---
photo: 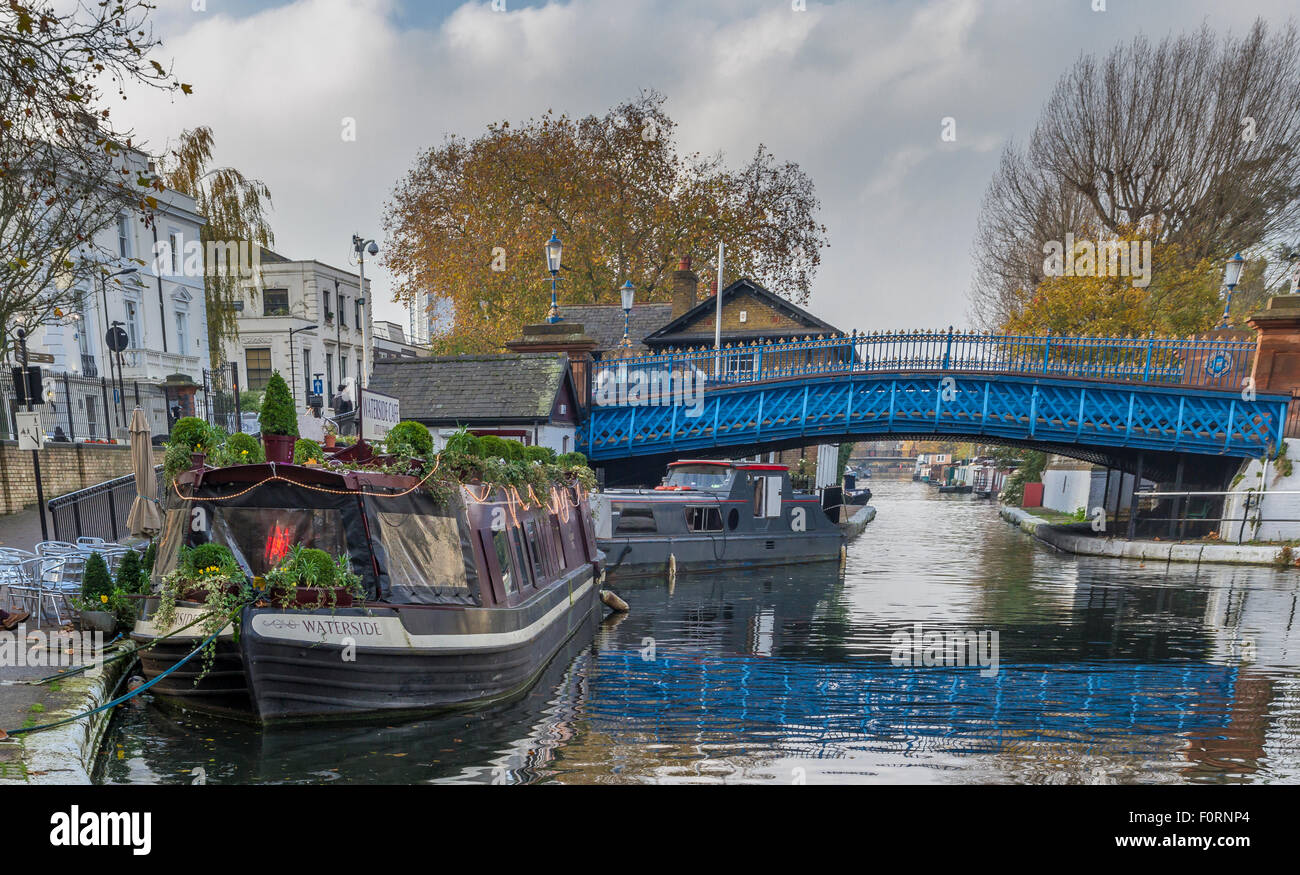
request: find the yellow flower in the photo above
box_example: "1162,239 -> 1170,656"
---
100,594 -> 109,604
241,449 -> 249,456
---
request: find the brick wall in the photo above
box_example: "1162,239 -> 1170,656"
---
0,442 -> 166,515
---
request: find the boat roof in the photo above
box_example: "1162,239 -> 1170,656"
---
668,459 -> 789,472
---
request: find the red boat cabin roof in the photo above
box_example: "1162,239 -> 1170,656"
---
668,460 -> 789,472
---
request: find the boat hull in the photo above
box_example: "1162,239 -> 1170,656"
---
601,530 -> 844,580
239,565 -> 602,723
131,603 -> 255,719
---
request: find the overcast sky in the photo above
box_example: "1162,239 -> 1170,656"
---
120,0 -> 1298,337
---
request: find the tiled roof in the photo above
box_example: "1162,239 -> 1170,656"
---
369,353 -> 570,425
561,304 -> 674,352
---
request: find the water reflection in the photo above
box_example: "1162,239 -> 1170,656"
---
98,480 -> 1300,784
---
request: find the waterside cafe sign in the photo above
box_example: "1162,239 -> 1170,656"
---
359,387 -> 400,443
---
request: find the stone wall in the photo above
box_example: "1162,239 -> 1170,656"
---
0,441 -> 165,515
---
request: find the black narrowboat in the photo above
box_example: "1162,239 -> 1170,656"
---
132,461 -> 603,723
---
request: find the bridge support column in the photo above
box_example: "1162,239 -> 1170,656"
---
1168,456 -> 1184,541
1127,453 -> 1144,540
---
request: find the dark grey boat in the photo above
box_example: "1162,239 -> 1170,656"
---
133,461 -> 603,724
593,460 -> 873,581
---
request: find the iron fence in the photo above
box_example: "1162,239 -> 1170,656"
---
47,465 -> 165,542
597,330 -> 1258,394
0,369 -> 172,443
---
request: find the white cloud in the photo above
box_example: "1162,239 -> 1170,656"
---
116,0 -> 1300,337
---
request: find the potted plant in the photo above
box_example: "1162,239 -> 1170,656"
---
258,372 -> 299,463
77,552 -> 117,634
324,421 -> 338,450
265,545 -> 363,609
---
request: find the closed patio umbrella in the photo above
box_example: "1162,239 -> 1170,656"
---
126,406 -> 162,538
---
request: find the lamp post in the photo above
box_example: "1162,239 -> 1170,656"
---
288,322 -> 318,412
352,234 -> 378,389
545,230 -> 563,323
619,280 -> 635,347
98,266 -> 138,433
1219,252 -> 1245,328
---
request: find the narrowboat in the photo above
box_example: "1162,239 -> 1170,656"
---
132,458 -> 604,723
591,460 -> 874,581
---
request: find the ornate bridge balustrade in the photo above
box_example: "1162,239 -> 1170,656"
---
578,330 -> 1288,464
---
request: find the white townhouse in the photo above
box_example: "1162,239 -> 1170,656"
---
23,148 -> 210,440
222,249 -> 370,420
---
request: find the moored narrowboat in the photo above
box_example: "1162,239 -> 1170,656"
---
133,456 -> 604,724
592,459 -> 874,580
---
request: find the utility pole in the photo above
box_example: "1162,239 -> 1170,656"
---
16,327 -> 49,541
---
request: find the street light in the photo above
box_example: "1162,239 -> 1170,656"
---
1219,252 -> 1245,328
288,322 -> 318,412
98,266 -> 138,433
352,234 -> 378,390
545,230 -> 563,323
619,280 -> 635,347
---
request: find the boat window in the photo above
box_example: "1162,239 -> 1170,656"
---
664,465 -> 732,491
492,529 -> 516,595
210,507 -> 346,577
549,515 -> 567,571
685,505 -> 723,533
522,519 -> 546,584
614,505 -> 657,534
374,512 -> 472,603
511,528 -> 534,590
728,508 -> 740,530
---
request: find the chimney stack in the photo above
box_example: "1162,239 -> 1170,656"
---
671,256 -> 699,319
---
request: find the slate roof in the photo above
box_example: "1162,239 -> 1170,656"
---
368,353 -> 573,425
561,303 -> 674,353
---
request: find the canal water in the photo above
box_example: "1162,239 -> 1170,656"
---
97,479 -> 1300,784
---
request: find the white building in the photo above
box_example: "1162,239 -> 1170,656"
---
23,148 -> 210,439
222,249 -> 370,419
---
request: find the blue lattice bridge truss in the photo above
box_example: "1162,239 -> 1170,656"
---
576,330 -> 1289,474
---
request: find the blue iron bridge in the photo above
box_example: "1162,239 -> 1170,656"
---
576,330 -> 1290,476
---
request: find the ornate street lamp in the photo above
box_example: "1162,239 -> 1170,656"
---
1219,252 -> 1245,328
619,280 -> 635,347
545,230 -> 563,323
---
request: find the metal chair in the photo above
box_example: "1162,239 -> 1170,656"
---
10,557 -> 63,626
75,537 -> 107,548
36,541 -> 78,556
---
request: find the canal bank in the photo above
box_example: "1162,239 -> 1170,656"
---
1000,504 -> 1297,567
0,634 -> 136,784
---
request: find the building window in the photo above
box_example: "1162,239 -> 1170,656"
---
125,300 -> 140,348
117,215 -> 131,258
325,352 -> 333,399
175,311 -> 188,355
354,297 -> 361,328
303,347 -> 312,397
246,347 -> 272,392
169,231 -> 181,275
340,355 -> 347,381
338,293 -> 347,327
263,288 -> 289,317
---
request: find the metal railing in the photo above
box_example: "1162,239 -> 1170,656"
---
47,466 -> 164,543
594,330 -> 1257,394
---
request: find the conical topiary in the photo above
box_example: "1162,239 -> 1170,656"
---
82,553 -> 113,606
116,549 -> 144,594
258,372 -> 298,438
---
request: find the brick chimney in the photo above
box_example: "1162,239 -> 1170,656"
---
671,256 -> 699,320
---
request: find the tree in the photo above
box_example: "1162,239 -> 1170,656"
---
0,0 -> 188,358
972,20 -> 1300,331
384,91 -> 829,352
160,127 -> 275,368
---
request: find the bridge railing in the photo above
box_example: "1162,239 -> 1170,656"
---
593,330 -> 1256,393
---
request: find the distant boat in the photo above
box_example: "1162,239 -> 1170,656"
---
593,460 -> 874,581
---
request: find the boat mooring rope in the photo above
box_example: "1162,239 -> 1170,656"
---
0,602 -> 246,740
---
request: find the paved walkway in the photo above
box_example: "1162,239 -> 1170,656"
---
0,505 -> 49,553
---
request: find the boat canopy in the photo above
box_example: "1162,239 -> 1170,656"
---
362,491 -> 480,606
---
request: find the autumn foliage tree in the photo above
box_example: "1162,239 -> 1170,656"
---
0,0 -> 188,358
384,92 -> 829,353
973,20 -> 1300,333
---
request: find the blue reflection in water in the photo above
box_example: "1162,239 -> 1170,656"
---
588,651 -> 1237,756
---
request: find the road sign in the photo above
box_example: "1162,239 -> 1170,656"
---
27,352 -> 54,364
105,326 -> 129,353
359,388 -> 400,443
313,377 -> 323,396
16,411 -> 44,451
